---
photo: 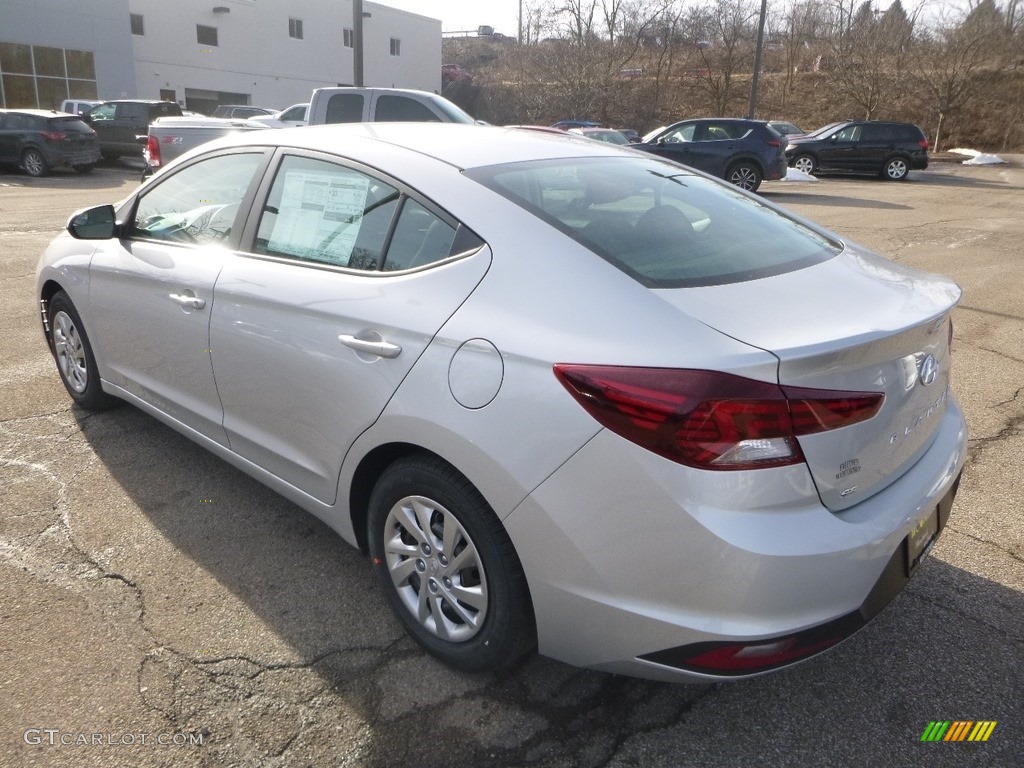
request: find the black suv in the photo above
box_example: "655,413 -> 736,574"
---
785,121 -> 929,180
0,109 -> 100,177
85,100 -> 182,159
634,118 -> 788,192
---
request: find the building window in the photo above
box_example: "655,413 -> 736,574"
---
288,18 -> 303,40
343,28 -> 354,48
390,38 -> 401,56
0,42 -> 97,109
130,14 -> 144,36
197,25 -> 218,47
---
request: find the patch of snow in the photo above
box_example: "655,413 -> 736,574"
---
947,148 -> 1007,165
781,167 -> 818,182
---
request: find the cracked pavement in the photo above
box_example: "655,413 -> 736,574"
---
2,161 -> 1022,767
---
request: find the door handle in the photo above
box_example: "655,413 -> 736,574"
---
338,334 -> 401,359
168,292 -> 207,310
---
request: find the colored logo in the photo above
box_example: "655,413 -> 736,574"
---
920,721 -> 997,742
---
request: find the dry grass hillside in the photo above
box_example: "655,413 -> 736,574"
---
443,37 -> 1024,152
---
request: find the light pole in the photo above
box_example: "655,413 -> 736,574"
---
354,0 -> 364,86
747,0 -> 768,119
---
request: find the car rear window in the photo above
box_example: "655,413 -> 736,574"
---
48,117 -> 93,132
466,157 -> 840,288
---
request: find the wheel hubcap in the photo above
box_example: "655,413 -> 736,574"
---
731,167 -> 757,190
383,495 -> 488,642
795,157 -> 814,174
889,161 -> 907,178
25,153 -> 43,175
53,310 -> 88,393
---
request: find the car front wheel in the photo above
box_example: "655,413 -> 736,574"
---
47,291 -> 119,410
22,148 -> 49,177
883,157 -> 910,181
368,454 -> 535,671
792,154 -> 817,175
726,161 -> 763,192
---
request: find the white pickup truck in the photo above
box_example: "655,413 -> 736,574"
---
142,116 -> 268,177
143,90 -> 477,178
307,87 -> 476,125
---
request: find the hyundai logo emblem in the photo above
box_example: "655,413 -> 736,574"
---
918,354 -> 938,386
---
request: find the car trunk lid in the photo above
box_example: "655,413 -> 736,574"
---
655,247 -> 961,511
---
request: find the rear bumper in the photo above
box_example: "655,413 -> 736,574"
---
505,395 -> 967,682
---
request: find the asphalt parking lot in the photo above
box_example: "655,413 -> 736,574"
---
1,159 -> 1022,768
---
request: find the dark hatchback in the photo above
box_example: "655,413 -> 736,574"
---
634,118 -> 788,192
785,121 -> 929,180
0,109 -> 100,177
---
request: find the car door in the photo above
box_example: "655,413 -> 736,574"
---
684,120 -> 743,177
817,124 -> 861,171
643,121 -> 699,169
210,151 -> 490,503
113,102 -> 149,154
87,149 -> 269,443
0,113 -> 17,163
857,123 -> 892,172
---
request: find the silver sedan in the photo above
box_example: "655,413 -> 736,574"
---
36,123 -> 967,682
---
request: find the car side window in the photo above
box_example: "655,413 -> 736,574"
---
255,154 -> 400,270
118,103 -> 147,121
375,95 -> 441,122
281,105 -> 306,121
860,125 -> 890,142
703,123 -> 740,141
89,104 -> 115,121
835,125 -> 861,142
130,152 -> 264,245
325,94 -> 364,123
383,199 -> 457,271
5,114 -> 28,130
663,124 -> 695,143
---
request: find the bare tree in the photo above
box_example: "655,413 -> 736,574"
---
912,3 -> 1015,150
822,0 -> 917,118
691,0 -> 760,115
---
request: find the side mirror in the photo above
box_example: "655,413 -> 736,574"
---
68,205 -> 118,240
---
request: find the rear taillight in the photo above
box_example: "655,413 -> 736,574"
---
766,138 -> 782,148
553,365 -> 883,471
919,138 -> 930,150
146,135 -> 161,167
41,130 -> 66,142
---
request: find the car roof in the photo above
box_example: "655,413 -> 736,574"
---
202,122 -> 644,171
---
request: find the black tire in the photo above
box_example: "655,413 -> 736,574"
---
22,148 -> 49,177
368,454 -> 535,672
73,163 -> 96,174
47,291 -> 119,411
882,156 -> 910,181
726,161 -> 762,192
792,154 -> 817,175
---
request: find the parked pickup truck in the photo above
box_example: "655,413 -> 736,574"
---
307,87 -> 476,125
142,116 -> 268,177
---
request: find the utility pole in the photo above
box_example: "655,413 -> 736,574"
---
518,0 -> 523,44
747,0 -> 767,119
354,0 -> 364,86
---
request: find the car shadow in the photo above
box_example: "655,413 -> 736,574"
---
72,403 -> 1022,767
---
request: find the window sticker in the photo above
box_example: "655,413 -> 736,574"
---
268,170 -> 370,265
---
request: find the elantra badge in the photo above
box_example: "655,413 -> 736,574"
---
918,354 -> 938,386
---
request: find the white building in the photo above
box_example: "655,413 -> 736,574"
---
0,0 -> 441,111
